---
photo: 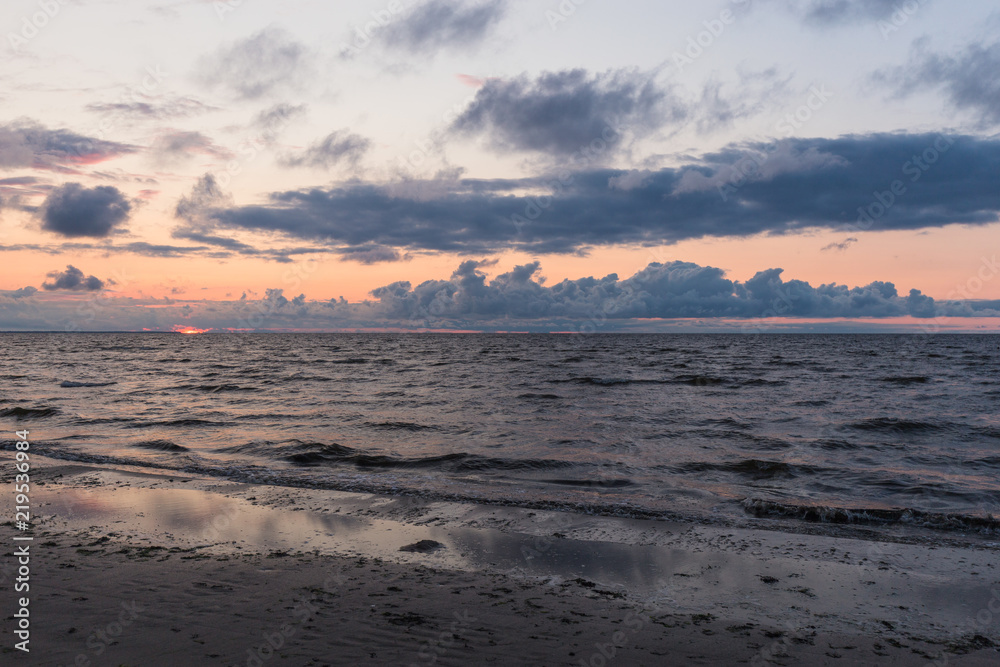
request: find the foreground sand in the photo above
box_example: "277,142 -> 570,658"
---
1,456 -> 998,666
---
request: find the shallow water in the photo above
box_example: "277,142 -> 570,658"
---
3,332 -> 999,536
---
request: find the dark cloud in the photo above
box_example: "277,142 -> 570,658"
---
873,39 -> 1000,127
363,259 -> 965,323
0,240 -> 212,258
171,229 -> 258,254
380,0 -> 508,55
40,183 -> 132,238
200,133 -> 1000,255
174,173 -> 234,223
2,286 -> 38,299
173,174 -> 303,261
449,68 -> 683,156
0,120 -> 136,172
198,27 -> 310,99
3,260 -> 997,332
119,242 -> 212,258
279,130 -> 371,169
785,0 -> 903,25
42,265 -> 105,291
85,95 -> 217,120
152,130 -> 233,163
336,245 -> 404,264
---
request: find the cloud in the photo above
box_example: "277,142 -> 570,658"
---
40,183 -> 132,238
449,68 -> 683,156
151,130 -> 233,164
694,69 -> 792,134
200,133 -> 1000,255
363,259 -> 952,321
0,120 -> 136,172
380,0 -> 508,55
175,173 -> 234,223
1,286 -> 38,299
250,103 -> 308,142
42,265 -> 105,291
783,0 -> 903,25
118,241 -> 213,258
0,175 -> 49,203
873,39 -> 1000,127
3,259 -> 998,332
821,237 -> 858,251
336,245 -> 405,264
173,174 -> 266,254
197,27 -> 310,99
85,95 -> 217,121
279,130 -> 371,169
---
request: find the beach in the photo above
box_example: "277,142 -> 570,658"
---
3,453 -> 997,666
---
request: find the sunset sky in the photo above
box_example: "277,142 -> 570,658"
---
2,0 -> 999,331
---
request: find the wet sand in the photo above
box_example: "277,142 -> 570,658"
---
2,454 -> 998,666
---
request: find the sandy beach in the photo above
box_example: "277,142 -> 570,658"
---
1,453 -> 997,666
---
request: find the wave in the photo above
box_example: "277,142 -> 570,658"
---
674,374 -> 726,386
517,393 -> 562,400
0,406 -> 59,419
60,380 -> 117,388
847,418 -> 945,433
363,421 -> 438,432
743,498 -> 1000,535
129,418 -> 232,428
174,384 -> 258,393
131,439 -> 190,453
672,459 -> 817,480
213,439 -> 578,473
541,478 -> 636,488
879,376 -> 931,384
552,376 -> 637,386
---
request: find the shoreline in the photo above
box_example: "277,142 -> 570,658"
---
14,447 -> 1000,549
2,454 -> 999,665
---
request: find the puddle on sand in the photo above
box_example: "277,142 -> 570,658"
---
31,482 -> 712,592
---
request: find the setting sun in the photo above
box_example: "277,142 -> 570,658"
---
171,325 -> 211,335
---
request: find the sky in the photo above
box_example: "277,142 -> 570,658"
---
1,0 -> 999,332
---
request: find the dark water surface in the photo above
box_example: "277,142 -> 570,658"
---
2,333 -> 998,537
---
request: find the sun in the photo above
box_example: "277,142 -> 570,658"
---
171,325 -> 211,334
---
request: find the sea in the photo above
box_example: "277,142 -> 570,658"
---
3,333 -> 999,541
